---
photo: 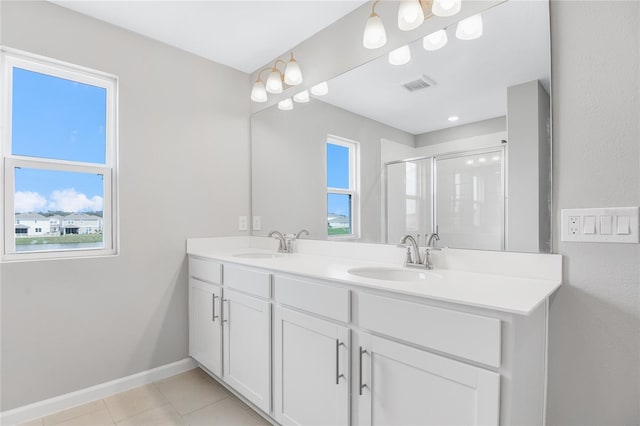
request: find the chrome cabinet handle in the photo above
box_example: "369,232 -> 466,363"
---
359,346 -> 368,395
336,340 -> 345,385
212,294 -> 219,322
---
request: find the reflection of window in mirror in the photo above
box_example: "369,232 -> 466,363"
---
326,136 -> 359,239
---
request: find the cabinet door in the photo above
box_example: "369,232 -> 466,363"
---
274,307 -> 350,426
223,289 -> 271,413
358,333 -> 500,426
189,278 -> 222,377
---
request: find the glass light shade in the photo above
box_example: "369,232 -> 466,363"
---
432,0 -> 461,17
310,81 -> 329,96
388,45 -> 411,66
423,29 -> 448,51
397,0 -> 424,31
456,14 -> 483,40
278,98 -> 294,111
250,80 -> 268,102
293,90 -> 310,103
284,59 -> 303,86
266,70 -> 283,94
363,13 -> 387,49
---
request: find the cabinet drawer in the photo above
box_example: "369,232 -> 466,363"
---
189,256 -> 222,284
275,275 -> 350,323
359,292 -> 501,367
224,264 -> 271,298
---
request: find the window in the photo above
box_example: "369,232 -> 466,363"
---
326,136 -> 359,238
2,48 -> 118,260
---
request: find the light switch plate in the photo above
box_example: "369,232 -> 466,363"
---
252,216 -> 261,231
561,207 -> 639,243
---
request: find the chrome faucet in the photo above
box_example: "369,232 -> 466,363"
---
295,229 -> 310,239
424,232 -> 441,270
400,235 -> 422,267
268,230 -> 288,253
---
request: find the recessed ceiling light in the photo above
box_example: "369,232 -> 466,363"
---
448,116 -> 459,122
492,155 -> 500,161
466,160 -> 474,165
478,157 -> 486,163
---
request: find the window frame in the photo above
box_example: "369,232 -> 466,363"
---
1,47 -> 119,261
326,135 -> 360,240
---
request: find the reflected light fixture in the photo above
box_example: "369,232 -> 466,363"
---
432,0 -> 462,17
456,13 -> 483,40
293,90 -> 310,103
251,51 -> 304,102
278,98 -> 294,111
448,115 -> 459,122
423,29 -> 448,51
311,81 -> 329,96
363,0 -> 387,49
388,45 -> 411,65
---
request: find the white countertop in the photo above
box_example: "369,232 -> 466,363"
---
187,240 -> 562,316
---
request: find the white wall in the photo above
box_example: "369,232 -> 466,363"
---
251,100 -> 413,243
548,1 -> 640,424
0,1 -> 251,411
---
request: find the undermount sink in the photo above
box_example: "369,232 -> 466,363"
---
232,252 -> 283,259
348,267 -> 440,282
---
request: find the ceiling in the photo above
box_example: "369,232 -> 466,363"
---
49,0 -> 367,73
320,0 -> 551,135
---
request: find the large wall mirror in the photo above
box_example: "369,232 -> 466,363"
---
251,0 -> 551,253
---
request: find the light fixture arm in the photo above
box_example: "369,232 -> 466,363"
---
371,0 -> 381,14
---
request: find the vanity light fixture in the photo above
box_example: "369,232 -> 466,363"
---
432,0 -> 462,17
389,45 -> 411,65
448,115 -> 459,122
278,98 -> 294,111
310,81 -> 329,96
363,0 -> 387,49
363,0 -> 463,47
293,90 -> 310,103
423,29 -> 448,51
398,0 -> 425,31
456,13 -> 483,40
250,79 -> 268,102
251,52 -> 304,102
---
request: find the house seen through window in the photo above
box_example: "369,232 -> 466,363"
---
2,49 -> 118,259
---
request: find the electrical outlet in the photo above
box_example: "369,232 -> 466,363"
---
238,216 -> 248,231
568,216 -> 579,235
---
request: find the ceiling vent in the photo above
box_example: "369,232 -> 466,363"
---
402,75 -> 437,92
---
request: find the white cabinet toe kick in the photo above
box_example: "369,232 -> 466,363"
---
188,255 -> 552,426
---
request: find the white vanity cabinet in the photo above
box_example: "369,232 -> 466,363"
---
188,278 -> 222,377
187,254 -> 552,426
357,333 -> 500,426
274,307 -> 350,426
222,265 -> 272,414
188,257 -> 223,377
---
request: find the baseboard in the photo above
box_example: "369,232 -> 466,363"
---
0,358 -> 196,426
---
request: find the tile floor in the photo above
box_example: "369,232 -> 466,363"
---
20,368 -> 271,426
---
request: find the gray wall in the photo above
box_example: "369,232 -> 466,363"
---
0,1 -> 250,411
548,1 -> 640,424
251,100 -> 413,243
415,116 -> 506,147
506,81 -> 551,253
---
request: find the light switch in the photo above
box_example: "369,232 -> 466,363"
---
600,215 -> 612,235
616,216 -> 630,235
583,216 -> 596,234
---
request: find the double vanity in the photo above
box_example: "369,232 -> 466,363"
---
186,236 -> 562,426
